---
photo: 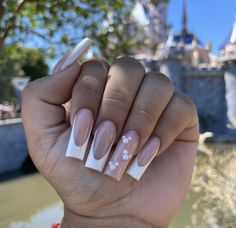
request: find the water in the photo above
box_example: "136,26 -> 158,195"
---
0,144 -> 235,228
0,174 -> 62,227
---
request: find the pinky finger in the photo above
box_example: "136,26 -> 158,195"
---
127,92 -> 199,181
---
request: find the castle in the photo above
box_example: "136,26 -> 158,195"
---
133,0 -> 236,142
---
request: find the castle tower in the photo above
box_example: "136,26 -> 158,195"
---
219,16 -> 236,127
157,0 -> 188,91
157,0 -> 192,91
182,0 -> 188,36
157,45 -> 183,91
132,0 -> 168,58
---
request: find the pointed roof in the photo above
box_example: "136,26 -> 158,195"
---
164,0 -> 203,49
166,29 -> 175,46
182,0 -> 188,35
219,15 -> 236,59
229,16 -> 236,43
220,15 -> 236,51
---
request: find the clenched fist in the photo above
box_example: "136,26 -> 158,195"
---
22,39 -> 199,228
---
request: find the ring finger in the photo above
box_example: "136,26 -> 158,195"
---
104,72 -> 174,181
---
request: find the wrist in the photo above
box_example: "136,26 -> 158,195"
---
61,208 -> 154,228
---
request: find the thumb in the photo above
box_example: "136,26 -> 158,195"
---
22,38 -> 92,132
21,62 -> 81,154
23,37 -> 92,105
23,62 -> 81,105
21,38 -> 92,167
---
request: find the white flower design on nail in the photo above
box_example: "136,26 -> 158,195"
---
109,161 -> 119,170
122,135 -> 132,144
122,150 -> 132,161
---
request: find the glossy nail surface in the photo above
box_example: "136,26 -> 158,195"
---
104,130 -> 139,181
66,109 -> 93,160
61,38 -> 92,71
85,120 -> 116,172
127,137 -> 160,181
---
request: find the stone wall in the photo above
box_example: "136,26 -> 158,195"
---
182,67 -> 227,133
0,119 -> 28,175
224,65 -> 236,127
160,59 -> 183,91
141,58 -> 229,134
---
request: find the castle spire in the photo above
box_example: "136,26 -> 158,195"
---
182,0 -> 188,35
229,15 -> 236,43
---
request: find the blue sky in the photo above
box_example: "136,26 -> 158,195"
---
168,0 -> 236,54
46,0 -> 236,69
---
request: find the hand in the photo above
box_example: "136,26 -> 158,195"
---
22,53 -> 199,227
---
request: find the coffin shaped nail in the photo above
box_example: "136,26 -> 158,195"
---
127,137 -> 160,181
85,120 -> 116,172
61,38 -> 92,71
66,109 -> 93,160
104,130 -> 139,181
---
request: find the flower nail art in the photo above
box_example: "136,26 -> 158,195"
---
109,161 -> 119,170
105,131 -> 139,181
122,135 -> 132,144
122,150 -> 132,161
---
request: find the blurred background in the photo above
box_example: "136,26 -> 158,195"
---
0,0 -> 235,227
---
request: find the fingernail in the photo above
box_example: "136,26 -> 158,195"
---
85,120 -> 116,172
61,38 -> 92,71
66,109 -> 93,160
127,137 -> 161,181
104,131 -> 139,181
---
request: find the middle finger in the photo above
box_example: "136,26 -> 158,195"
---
85,57 -> 145,172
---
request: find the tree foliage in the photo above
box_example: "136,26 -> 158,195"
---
0,0 -> 168,61
0,45 -> 48,102
190,144 -> 236,227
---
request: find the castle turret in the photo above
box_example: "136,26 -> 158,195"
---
157,44 -> 183,91
219,16 -> 236,127
182,0 -> 188,36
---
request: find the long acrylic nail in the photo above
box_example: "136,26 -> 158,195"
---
66,109 -> 93,160
127,137 -> 161,181
104,131 -> 139,181
61,38 -> 92,71
85,120 -> 116,172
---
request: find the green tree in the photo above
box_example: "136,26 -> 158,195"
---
0,0 -> 168,60
0,45 -> 48,102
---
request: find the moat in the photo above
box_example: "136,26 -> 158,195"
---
1,143 -> 235,228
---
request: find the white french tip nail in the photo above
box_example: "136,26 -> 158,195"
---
61,37 -> 92,71
85,120 -> 116,172
85,140 -> 110,172
65,119 -> 91,160
127,157 -> 154,181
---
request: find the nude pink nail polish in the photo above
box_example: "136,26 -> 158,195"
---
127,137 -> 160,181
85,120 -> 116,172
137,137 -> 161,166
74,109 -> 93,146
66,109 -> 93,160
104,130 -> 139,181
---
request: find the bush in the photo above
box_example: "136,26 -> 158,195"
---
190,144 -> 236,227
0,45 -> 49,102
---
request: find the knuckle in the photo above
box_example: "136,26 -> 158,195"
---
21,81 -> 37,101
160,114 -> 180,133
174,92 -> 196,114
21,84 -> 31,100
81,59 -> 109,78
112,56 -> 145,75
103,89 -> 130,110
157,73 -> 175,91
76,77 -> 103,99
147,72 -> 174,93
132,104 -> 157,123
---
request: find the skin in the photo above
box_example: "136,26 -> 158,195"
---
22,57 -> 199,228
